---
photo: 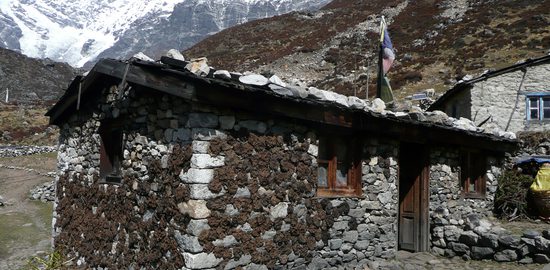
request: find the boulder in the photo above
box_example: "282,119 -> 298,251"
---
213,70 -> 232,80
471,246 -> 494,260
165,49 -> 185,61
185,57 -> 210,77
494,249 -> 518,262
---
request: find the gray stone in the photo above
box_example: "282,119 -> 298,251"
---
261,230 -> 277,240
213,235 -> 238,247
343,231 -> 358,243
234,187 -> 251,198
499,235 -> 521,248
494,249 -> 518,262
270,202 -> 288,220
479,233 -> 499,248
224,255 -> 252,270
519,257 -> 533,264
269,75 -> 286,86
535,254 -> 550,263
363,201 -> 382,210
191,154 -> 225,169
332,221 -> 349,231
219,116 -> 236,130
307,257 -> 329,269
237,120 -> 267,134
225,205 -> 239,217
449,242 -> 470,253
174,128 -> 191,141
535,236 -> 550,252
269,84 -> 294,96
329,239 -> 343,250
180,168 -> 214,184
377,192 -> 392,205
471,246 -> 494,260
543,230 -> 550,240
459,231 -> 479,246
178,200 -> 210,219
186,219 -> 210,236
175,231 -> 203,253
187,113 -> 218,128
523,230 -> 541,239
354,240 -> 369,250
189,184 -> 218,200
183,252 -> 221,269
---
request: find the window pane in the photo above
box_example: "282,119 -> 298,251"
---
336,163 -> 348,187
531,108 -> 539,120
544,98 -> 550,108
530,98 -> 539,108
544,109 -> 550,119
469,180 -> 476,193
317,165 -> 328,187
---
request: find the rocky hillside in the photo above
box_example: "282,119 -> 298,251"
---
184,0 -> 550,99
0,47 -> 78,105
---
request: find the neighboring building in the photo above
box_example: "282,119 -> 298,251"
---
47,57 -> 517,269
429,55 -> 550,134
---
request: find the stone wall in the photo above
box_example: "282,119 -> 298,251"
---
469,62 -> 550,133
53,84 -> 404,269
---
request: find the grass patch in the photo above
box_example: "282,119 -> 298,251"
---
0,152 -> 57,173
0,212 -> 45,259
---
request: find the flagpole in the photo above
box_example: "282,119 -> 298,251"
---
376,17 -> 385,99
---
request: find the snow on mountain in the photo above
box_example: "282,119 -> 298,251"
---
0,0 -> 329,68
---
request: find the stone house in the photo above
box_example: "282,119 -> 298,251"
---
47,57 -> 518,269
428,54 -> 550,134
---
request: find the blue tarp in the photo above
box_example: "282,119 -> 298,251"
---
515,156 -> 550,165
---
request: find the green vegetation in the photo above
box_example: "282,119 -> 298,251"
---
494,169 -> 535,219
24,250 -> 69,270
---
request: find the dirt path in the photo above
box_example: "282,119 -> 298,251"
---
0,153 -> 56,270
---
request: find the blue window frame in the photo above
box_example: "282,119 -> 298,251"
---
526,94 -> 550,121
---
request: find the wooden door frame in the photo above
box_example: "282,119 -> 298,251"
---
398,144 -> 430,252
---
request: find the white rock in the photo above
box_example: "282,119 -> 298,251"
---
348,96 -> 367,109
178,200 -> 211,219
213,70 -> 232,80
239,74 -> 269,86
191,154 -> 225,169
133,52 -> 154,62
371,98 -> 386,112
269,75 -> 286,87
165,49 -> 185,61
185,57 -> 210,77
183,252 -> 221,269
270,202 -> 289,220
180,168 -> 214,184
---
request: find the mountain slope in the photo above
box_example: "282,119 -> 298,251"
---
184,0 -> 550,99
0,0 -> 330,68
0,47 -> 77,104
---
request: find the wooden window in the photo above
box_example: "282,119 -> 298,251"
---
317,136 -> 362,197
99,124 -> 123,184
461,151 -> 487,198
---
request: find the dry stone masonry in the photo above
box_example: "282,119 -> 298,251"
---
49,51 -> 519,269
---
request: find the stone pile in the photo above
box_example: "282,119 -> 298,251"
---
431,214 -> 550,264
148,51 -> 517,141
0,145 -> 56,158
29,181 -> 56,202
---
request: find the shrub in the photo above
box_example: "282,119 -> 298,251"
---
25,250 -> 71,270
494,169 -> 535,219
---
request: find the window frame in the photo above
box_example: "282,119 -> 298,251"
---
316,135 -> 362,197
460,151 -> 487,199
526,94 -> 550,121
98,121 -> 124,184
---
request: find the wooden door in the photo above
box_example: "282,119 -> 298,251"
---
398,144 -> 429,252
